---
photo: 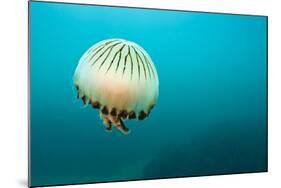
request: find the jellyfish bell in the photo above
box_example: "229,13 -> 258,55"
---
74,38 -> 159,134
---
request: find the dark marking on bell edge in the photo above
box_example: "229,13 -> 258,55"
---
75,85 -> 79,91
146,104 -> 155,117
149,104 -> 155,111
146,109 -> 151,117
101,106 -> 109,115
110,108 -> 117,116
128,111 -> 136,119
118,110 -> 128,119
138,111 -> 147,120
82,96 -> 87,104
91,101 -> 100,109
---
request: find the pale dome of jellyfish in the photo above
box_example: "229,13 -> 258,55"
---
73,39 -> 159,134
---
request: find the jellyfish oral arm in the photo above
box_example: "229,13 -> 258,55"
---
100,113 -> 130,134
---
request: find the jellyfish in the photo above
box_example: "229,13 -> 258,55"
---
73,39 -> 159,134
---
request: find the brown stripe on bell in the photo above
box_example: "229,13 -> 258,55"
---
110,107 -> 117,116
75,85 -> 80,99
146,104 -> 155,117
91,101 -> 100,109
138,110 -> 147,120
77,90 -> 84,100
128,111 -> 136,119
75,85 -> 79,91
118,110 -> 128,119
82,96 -> 87,104
149,104 -> 155,111
101,106 -> 109,115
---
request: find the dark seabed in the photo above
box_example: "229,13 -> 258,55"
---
29,1 -> 267,187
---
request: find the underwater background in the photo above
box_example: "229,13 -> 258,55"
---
29,1 -> 267,187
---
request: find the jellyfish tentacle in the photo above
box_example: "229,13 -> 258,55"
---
103,117 -> 111,126
106,115 -> 130,135
105,123 -> 112,132
100,113 -> 113,132
115,118 -> 130,135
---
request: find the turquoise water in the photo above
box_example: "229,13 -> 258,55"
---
29,1 -> 267,187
